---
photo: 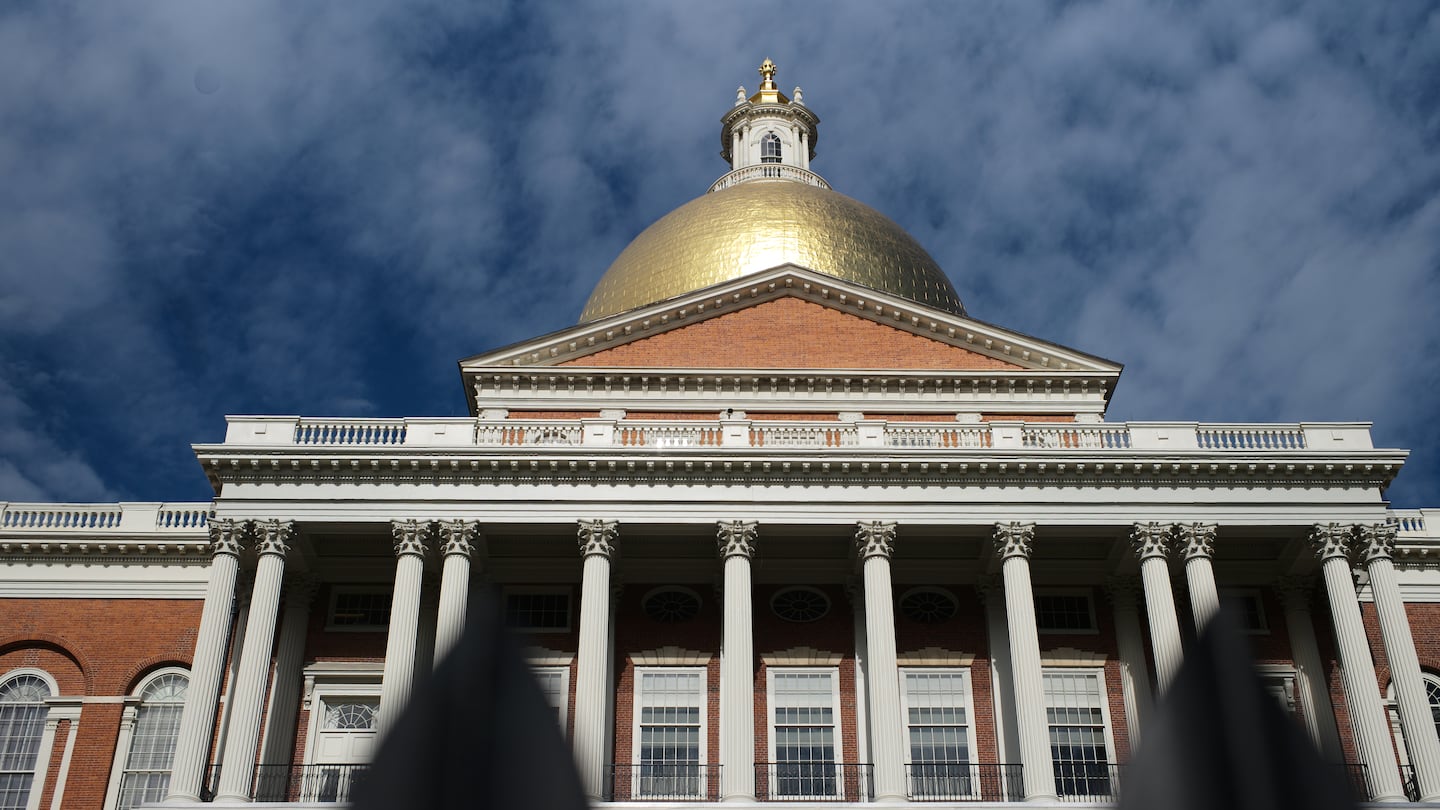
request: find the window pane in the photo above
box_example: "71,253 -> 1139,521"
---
0,674 -> 50,810
771,671 -> 838,797
905,671 -> 971,798
636,670 -> 704,798
505,593 -> 571,630
1044,671 -> 1110,798
119,673 -> 189,810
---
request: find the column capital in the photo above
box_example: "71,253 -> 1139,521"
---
577,519 -> 619,559
717,520 -> 758,559
253,519 -> 293,559
1356,523 -> 1397,564
1309,523 -> 1356,561
1104,575 -> 1144,607
993,522 -> 1036,559
1175,523 -> 1217,560
437,519 -> 482,558
390,519 -> 433,558
1274,575 -> 1315,611
1130,522 -> 1173,560
855,521 -> 897,560
208,518 -> 248,558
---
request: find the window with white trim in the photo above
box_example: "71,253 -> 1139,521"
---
505,591 -> 572,632
902,669 -> 975,799
326,588 -> 392,630
761,133 -> 782,164
768,669 -> 841,799
533,667 -> 570,732
1043,670 -> 1112,798
1034,591 -> 1097,633
117,670 -> 189,810
0,671 -> 52,810
633,669 -> 706,798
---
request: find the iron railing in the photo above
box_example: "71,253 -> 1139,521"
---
1402,764 -> 1420,802
198,764 -> 370,802
607,763 -> 721,801
755,762 -> 872,802
906,763 -> 1023,801
1053,762 -> 1121,802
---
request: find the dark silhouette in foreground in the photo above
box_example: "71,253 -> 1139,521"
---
352,590 -> 587,810
1120,611 -> 1356,810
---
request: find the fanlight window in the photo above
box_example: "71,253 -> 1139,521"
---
761,133 -> 782,164
900,588 -> 959,624
324,702 -> 378,730
0,673 -> 52,810
771,587 -> 830,623
643,588 -> 702,623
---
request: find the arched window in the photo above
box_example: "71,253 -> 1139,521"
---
117,670 -> 189,810
1428,677 -> 1440,739
761,133 -> 782,164
0,671 -> 53,810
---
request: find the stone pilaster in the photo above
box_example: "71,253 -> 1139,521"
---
994,522 -> 1057,802
717,520 -> 757,802
575,519 -> 618,803
855,521 -> 905,803
1131,522 -> 1183,691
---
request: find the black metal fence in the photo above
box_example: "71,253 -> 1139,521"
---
606,763 -> 721,801
755,762 -> 872,802
1054,762 -> 1122,802
906,763 -> 1023,801
198,764 -> 370,803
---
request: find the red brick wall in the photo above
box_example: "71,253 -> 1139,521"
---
1033,588 -> 1133,763
563,297 -> 1025,370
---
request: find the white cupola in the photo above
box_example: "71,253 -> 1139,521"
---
712,58 -> 826,192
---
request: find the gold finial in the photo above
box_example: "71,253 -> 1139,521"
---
758,58 -> 777,89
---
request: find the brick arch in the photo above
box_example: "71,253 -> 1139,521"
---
0,634 -> 92,695
122,658 -> 193,696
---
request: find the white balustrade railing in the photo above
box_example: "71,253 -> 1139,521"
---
707,164 -> 831,193
1390,510 -> 1428,535
475,420 -> 584,447
750,423 -> 858,448
886,425 -> 991,449
617,423 -> 722,448
295,420 -> 406,446
1023,425 -> 1132,450
1195,425 -> 1306,450
0,502 -> 211,533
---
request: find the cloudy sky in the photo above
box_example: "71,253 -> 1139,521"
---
0,1 -> 1436,507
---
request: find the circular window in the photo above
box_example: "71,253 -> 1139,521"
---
771,587 -> 831,622
643,587 -> 702,623
900,588 -> 958,624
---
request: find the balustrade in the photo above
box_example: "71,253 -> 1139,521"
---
1195,425 -> 1306,450
294,419 -> 405,446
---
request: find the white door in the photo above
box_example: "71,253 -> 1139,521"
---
306,698 -> 378,802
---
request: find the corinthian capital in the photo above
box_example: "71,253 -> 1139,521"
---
1356,523 -> 1397,564
855,521 -> 897,560
254,519 -> 294,558
390,519 -> 433,558
437,519 -> 482,558
993,522 -> 1035,560
208,518 -> 248,558
717,520 -> 758,559
1309,523 -> 1355,561
1130,522 -> 1173,560
577,519 -> 619,559
1175,523 -> 1217,560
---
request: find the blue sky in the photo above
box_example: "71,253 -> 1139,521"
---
0,1 -> 1436,506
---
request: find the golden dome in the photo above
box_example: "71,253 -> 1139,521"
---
579,180 -> 965,322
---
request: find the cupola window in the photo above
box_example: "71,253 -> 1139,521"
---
761,133 -> 782,164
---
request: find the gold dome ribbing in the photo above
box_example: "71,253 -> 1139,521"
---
579,181 -> 965,322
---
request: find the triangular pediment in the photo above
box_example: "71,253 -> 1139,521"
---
461,265 -> 1121,375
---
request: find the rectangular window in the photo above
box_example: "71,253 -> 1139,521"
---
1044,670 -> 1112,798
769,669 -> 841,799
1221,590 -> 1269,633
533,667 -> 569,731
504,591 -> 572,632
902,669 -> 974,799
327,589 -> 392,630
1034,592 -> 1097,633
117,703 -> 184,808
0,702 -> 47,810
633,669 -> 706,799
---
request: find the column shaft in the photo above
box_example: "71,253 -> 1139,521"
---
258,581 -> 313,767
434,553 -> 471,666
995,523 -> 1057,802
1276,578 -> 1343,761
1133,523 -> 1183,692
1179,524 -> 1221,632
575,520 -> 618,802
379,520 -> 429,737
166,535 -> 241,803
856,522 -> 904,802
214,521 -> 290,803
718,521 -> 757,802
1362,525 -> 1440,800
1314,524 -> 1403,801
1106,579 -> 1153,746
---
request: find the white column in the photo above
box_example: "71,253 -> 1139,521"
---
1360,524 -> 1440,800
981,578 -> 1021,775
166,519 -> 245,803
434,520 -> 480,668
1275,576 -> 1344,761
258,577 -> 315,767
1312,523 -> 1404,802
855,521 -> 906,802
1178,523 -> 1221,631
379,519 -> 430,737
1132,522 -> 1184,692
210,573 -> 251,770
214,519 -> 291,803
994,522 -> 1057,802
717,520 -> 758,802
575,519 -> 619,802
1105,577 -> 1153,747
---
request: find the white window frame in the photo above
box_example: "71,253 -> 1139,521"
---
302,683 -> 383,766
324,585 -> 393,632
629,667 -> 709,799
899,667 -> 979,799
532,665 -> 571,733
765,667 -> 845,800
502,587 -> 574,634
1033,589 -> 1099,634
1,667 -> 64,810
1041,667 -> 1118,799
1386,673 -> 1440,780
104,667 -> 189,810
